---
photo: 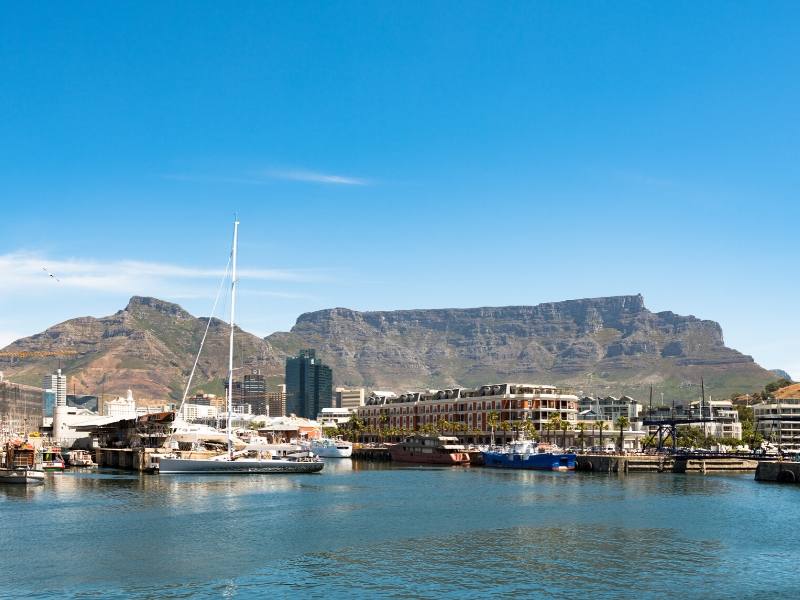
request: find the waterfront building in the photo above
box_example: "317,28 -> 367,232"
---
335,387 -> 365,409
0,373 -> 45,436
316,407 -> 354,428
285,350 -> 333,419
357,383 -> 579,444
576,395 -> 645,450
43,389 -> 55,418
187,393 -> 225,411
256,415 -> 322,443
686,399 -> 742,440
754,391 -> 800,452
44,368 -> 67,442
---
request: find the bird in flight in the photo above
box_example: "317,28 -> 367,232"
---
42,266 -> 60,282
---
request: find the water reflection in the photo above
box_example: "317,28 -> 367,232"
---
2,464 -> 800,599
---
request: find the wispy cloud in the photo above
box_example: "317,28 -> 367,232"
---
163,166 -> 370,187
0,251 -> 321,298
261,168 -> 369,186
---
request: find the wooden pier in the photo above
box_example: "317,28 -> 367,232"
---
351,446 -> 392,461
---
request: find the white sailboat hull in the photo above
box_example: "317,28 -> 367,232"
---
158,457 -> 324,474
311,445 -> 353,458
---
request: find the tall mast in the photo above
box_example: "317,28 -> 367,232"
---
227,218 -> 239,459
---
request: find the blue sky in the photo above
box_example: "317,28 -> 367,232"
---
1,2 -> 798,377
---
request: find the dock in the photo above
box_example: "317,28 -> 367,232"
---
754,461 -> 800,483
351,446 -> 392,461
576,454 -> 758,473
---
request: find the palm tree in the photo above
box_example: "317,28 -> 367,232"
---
487,411 -> 500,446
499,420 -> 511,445
597,420 -> 608,451
575,422 -> 587,450
520,419 -> 537,441
616,416 -> 631,453
547,415 -> 562,444
560,420 -> 571,449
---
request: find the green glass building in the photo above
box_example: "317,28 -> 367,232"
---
285,349 -> 333,419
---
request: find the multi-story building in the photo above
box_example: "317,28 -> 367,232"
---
0,373 -> 45,436
357,383 -> 579,444
317,407 -> 354,428
285,350 -> 333,419
335,387 -> 365,410
44,368 -> 68,441
181,403 -> 219,422
578,395 -> 642,423
226,369 -> 269,415
686,399 -> 742,440
754,395 -> 800,452
266,385 -> 286,418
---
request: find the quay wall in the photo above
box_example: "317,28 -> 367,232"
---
576,455 -> 757,474
755,461 -> 800,484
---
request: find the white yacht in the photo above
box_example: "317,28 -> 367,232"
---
309,437 -> 353,458
159,219 -> 323,475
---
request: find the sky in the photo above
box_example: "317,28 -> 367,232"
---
1,2 -> 798,377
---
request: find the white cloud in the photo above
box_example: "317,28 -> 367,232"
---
0,251 -> 319,298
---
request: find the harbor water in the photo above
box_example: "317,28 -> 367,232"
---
1,460 -> 799,599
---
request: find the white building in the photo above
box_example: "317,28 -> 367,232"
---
687,399 -> 742,440
44,369 -> 68,442
181,403 -> 219,422
754,397 -> 800,452
317,407 -> 354,428
103,390 -> 138,419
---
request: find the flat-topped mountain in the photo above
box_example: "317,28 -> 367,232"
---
1,294 -> 776,402
266,294 -> 774,401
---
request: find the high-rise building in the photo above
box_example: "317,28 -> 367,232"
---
225,369 -> 269,415
335,387 -> 365,410
266,384 -> 286,418
285,350 -> 333,419
44,368 -> 68,442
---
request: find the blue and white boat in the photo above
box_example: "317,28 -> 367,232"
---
481,438 -> 576,471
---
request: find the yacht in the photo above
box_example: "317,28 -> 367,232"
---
309,437 -> 353,458
158,219 -> 323,475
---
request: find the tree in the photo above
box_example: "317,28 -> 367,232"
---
597,421 -> 608,451
547,415 -> 562,444
520,419 -> 537,441
560,420 -> 571,448
487,411 -> 500,446
575,422 -> 587,450
499,420 -> 511,444
615,416 -> 630,453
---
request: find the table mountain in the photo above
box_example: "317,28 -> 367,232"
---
266,294 -> 774,402
1,294 -> 775,403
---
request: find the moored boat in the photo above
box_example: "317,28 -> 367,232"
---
481,438 -> 576,471
389,435 -> 470,465
309,437 -> 353,458
0,440 -> 45,484
39,446 -> 65,471
66,449 -> 96,468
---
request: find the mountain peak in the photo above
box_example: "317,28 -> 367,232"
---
124,296 -> 193,319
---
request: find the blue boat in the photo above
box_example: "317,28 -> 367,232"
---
481,439 -> 577,471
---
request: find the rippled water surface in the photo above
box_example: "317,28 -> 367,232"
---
1,460 -> 798,598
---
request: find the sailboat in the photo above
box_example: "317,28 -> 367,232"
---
159,219 -> 324,474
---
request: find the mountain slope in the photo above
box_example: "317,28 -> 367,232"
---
0,297 -> 284,399
266,294 -> 774,401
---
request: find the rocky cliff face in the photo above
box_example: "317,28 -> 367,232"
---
1,294 -> 775,403
267,294 -> 774,401
0,296 -> 284,399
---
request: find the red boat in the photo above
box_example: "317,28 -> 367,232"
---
389,435 -> 470,465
